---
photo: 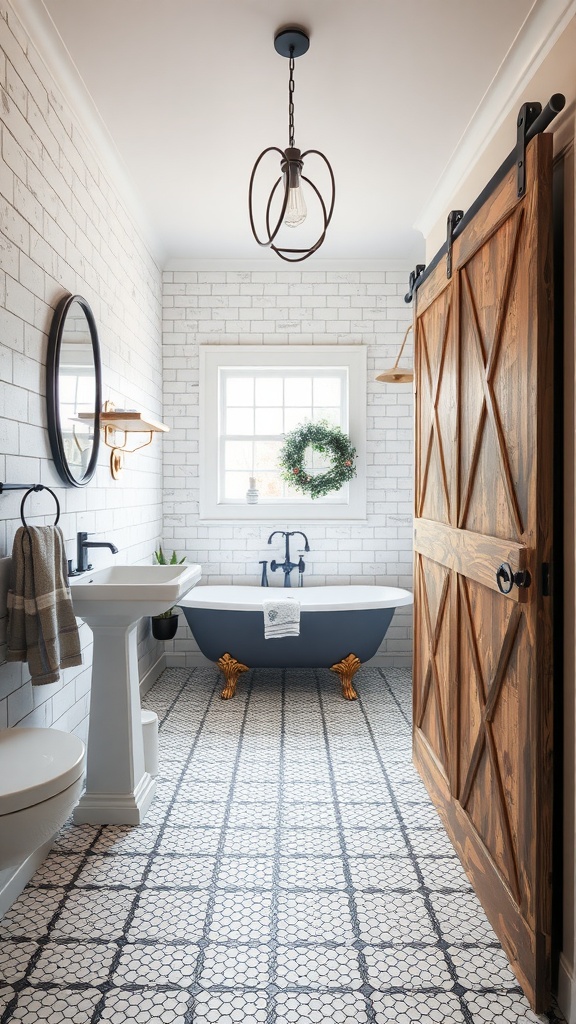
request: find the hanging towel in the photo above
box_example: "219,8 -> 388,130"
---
7,526 -> 82,685
263,596 -> 300,639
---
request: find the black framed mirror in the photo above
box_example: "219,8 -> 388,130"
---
47,293 -> 102,487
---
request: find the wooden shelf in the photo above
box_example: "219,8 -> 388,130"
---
78,411 -> 169,433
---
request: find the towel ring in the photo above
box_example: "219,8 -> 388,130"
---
20,486 -> 60,528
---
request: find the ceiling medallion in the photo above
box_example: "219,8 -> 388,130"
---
248,27 -> 335,262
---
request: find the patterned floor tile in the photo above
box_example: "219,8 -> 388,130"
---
51,889 -> 135,940
364,944 -> 453,989
7,988 -> 101,1022
276,945 -> 363,988
449,945 -> 519,989
192,990 -> 268,1023
29,941 -> 118,985
428,891 -> 499,944
198,944 -> 270,987
98,988 -> 190,1021
355,891 -> 438,944
26,854 -> 83,886
209,892 -> 272,942
275,990 -> 370,1024
276,892 -> 354,943
144,854 -> 215,889
278,856 -> 347,890
113,943 -> 200,987
128,890 -> 209,941
0,888 -> 65,939
216,856 -> 275,889
2,667 -> 562,1024
0,941 -> 37,983
371,990 -> 467,1022
75,854 -> 148,888
465,991 -> 544,1023
347,855 -> 420,891
280,828 -> 342,857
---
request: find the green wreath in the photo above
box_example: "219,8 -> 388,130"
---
278,420 -> 357,499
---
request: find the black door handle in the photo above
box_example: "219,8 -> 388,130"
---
496,563 -> 531,594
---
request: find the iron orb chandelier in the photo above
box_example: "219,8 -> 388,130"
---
248,27 -> 335,263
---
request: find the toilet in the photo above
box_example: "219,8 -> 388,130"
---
0,728 -> 85,872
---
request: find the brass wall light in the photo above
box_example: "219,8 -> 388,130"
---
99,402 -> 169,479
248,27 -> 335,262
375,324 -> 414,384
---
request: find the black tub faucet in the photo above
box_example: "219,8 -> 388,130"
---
76,531 -> 119,573
267,530 -> 310,588
259,561 -> 269,587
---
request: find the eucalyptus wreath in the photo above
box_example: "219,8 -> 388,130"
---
278,420 -> 357,499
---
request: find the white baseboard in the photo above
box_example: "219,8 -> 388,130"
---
139,652 -> 166,697
558,953 -> 576,1024
0,841 -> 52,918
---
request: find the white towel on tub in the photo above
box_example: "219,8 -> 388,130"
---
263,596 -> 300,638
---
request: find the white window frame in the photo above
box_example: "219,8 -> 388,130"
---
200,346 -> 367,521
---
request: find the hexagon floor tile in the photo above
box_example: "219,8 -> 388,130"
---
1,666 -> 564,1024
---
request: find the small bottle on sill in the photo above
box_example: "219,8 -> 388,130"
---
246,476 -> 259,504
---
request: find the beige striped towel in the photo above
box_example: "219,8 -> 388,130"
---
7,525 -> 82,685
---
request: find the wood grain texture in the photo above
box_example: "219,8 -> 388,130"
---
413,133 -> 554,1012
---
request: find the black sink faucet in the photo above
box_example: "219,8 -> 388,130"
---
76,531 -> 119,573
267,531 -> 310,588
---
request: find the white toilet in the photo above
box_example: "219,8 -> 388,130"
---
0,727 -> 85,872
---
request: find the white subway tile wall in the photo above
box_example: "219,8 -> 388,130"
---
0,3 -> 164,740
162,265 -> 415,669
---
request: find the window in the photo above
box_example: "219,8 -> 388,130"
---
200,346 -> 366,520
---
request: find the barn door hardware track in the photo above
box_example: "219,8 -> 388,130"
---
405,92 -> 565,303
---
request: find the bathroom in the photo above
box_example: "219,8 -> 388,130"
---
0,1 -> 575,1022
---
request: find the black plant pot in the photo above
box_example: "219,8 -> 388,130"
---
151,614 -> 179,641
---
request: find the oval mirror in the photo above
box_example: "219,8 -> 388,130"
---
47,293 -> 102,487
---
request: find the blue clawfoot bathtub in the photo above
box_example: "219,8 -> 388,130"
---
179,584 -> 412,700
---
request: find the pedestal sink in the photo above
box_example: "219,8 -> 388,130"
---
69,563 -> 202,825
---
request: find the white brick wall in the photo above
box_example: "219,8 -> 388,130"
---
0,2 -> 164,740
162,263 -> 415,668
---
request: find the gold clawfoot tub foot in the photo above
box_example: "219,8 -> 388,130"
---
217,653 -> 249,700
330,654 -> 362,700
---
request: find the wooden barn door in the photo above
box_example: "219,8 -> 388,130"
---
413,132 -> 554,1011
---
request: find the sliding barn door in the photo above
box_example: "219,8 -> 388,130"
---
413,133 -> 554,1011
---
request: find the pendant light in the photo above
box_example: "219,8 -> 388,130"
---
248,27 -> 335,262
375,324 -> 414,384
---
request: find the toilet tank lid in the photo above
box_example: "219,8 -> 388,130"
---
0,728 -> 85,815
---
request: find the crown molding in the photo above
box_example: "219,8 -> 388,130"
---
7,0 -> 164,263
414,0 -> 576,238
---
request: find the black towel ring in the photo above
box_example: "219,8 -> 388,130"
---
20,486 -> 60,528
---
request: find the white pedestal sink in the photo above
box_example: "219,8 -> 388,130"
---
69,563 -> 201,825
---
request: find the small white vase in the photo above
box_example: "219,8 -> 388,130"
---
246,476 -> 259,504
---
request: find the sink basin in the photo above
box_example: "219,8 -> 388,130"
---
70,563 -> 202,621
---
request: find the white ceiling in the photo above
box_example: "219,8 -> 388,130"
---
40,0 -> 537,263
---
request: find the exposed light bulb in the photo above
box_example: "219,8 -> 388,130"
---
284,185 -> 307,227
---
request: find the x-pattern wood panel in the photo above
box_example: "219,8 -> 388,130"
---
416,559 -> 450,772
459,575 -> 522,902
417,298 -> 452,523
458,208 -> 525,539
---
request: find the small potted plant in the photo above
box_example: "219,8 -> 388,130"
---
151,546 -> 186,641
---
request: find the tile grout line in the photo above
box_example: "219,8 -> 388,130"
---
314,669 -> 378,1024
359,670 -> 478,1024
265,668 -> 285,1024
183,670 -> 256,1022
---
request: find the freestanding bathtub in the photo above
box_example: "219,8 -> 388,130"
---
179,585 -> 412,700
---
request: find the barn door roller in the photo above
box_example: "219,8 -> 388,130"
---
516,102 -> 542,198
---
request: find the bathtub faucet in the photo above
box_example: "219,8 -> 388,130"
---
267,531 -> 310,588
